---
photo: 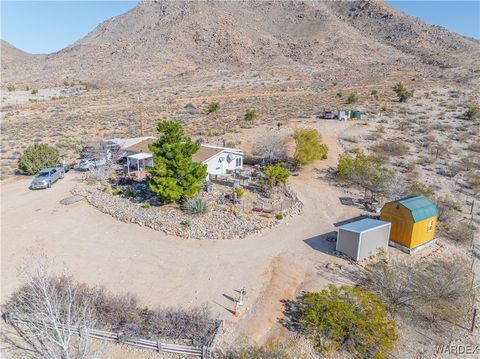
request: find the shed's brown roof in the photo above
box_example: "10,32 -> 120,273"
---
125,139 -> 155,153
192,146 -> 224,163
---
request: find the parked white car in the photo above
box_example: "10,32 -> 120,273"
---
75,158 -> 107,171
30,167 -> 65,189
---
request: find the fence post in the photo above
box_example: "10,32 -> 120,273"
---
202,345 -> 207,359
471,308 -> 477,332
157,341 -> 162,352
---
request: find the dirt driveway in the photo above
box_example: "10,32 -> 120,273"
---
1,120 -> 363,351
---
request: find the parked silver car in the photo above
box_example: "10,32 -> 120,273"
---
74,158 -> 107,171
30,167 -> 65,189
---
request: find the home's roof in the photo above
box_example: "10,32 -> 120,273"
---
192,144 -> 243,163
125,139 -> 155,153
394,195 -> 438,223
192,146 -> 225,163
127,152 -> 152,160
338,218 -> 390,233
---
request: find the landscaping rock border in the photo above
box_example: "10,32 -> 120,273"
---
71,184 -> 303,240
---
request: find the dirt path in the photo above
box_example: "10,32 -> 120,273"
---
1,120 -> 362,353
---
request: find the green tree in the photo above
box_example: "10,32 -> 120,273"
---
393,83 -> 414,103
18,143 -> 60,175
346,93 -> 358,104
207,101 -> 220,114
463,105 -> 479,120
297,285 -> 397,358
262,163 -> 289,190
244,108 -> 257,122
293,128 -> 328,166
147,120 -> 207,203
337,149 -> 392,188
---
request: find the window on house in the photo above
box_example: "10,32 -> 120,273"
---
428,220 -> 433,231
235,157 -> 242,167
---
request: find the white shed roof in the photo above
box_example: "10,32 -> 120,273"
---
338,218 -> 390,233
127,152 -> 152,160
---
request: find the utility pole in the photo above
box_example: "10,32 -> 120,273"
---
137,96 -> 143,136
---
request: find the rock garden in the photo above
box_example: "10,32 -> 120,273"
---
72,177 -> 302,240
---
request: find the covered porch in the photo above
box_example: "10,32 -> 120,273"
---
126,152 -> 153,175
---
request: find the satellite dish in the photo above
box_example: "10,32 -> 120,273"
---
219,156 -> 225,162
227,153 -> 234,162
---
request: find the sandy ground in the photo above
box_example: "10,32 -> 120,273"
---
1,121 -> 363,357
1,86 -> 85,108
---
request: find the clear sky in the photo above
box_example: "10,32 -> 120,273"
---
1,0 -> 479,54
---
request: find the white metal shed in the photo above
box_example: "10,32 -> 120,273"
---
336,218 -> 391,261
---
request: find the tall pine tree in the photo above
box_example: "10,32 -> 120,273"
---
147,120 -> 207,202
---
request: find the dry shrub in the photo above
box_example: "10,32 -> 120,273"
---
364,256 -> 474,328
2,266 -> 217,353
371,140 -> 409,159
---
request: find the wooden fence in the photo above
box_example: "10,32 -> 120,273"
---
2,313 -> 224,358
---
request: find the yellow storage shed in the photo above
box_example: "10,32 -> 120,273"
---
380,195 -> 438,253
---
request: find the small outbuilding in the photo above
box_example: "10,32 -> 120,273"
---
380,195 -> 438,253
338,109 -> 351,121
336,218 -> 391,261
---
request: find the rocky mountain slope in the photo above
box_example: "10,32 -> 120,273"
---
2,0 -> 479,87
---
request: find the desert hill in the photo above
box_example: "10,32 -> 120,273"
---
1,0 -> 479,87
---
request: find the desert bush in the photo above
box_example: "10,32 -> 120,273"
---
276,212 -> 284,220
364,257 -> 474,327
346,93 -> 358,104
393,83 -> 414,102
293,128 -> 328,166
465,171 -> 480,190
463,105 -> 480,121
141,201 -> 151,208
337,149 -> 391,188
408,181 -> 433,197
235,187 -> 244,199
372,140 -> 409,158
244,108 -> 257,122
207,101 -> 220,114
296,285 -> 397,358
371,89 -> 379,100
2,258 -> 217,353
364,261 -> 416,312
413,258 -> 474,325
253,134 -> 287,162
441,221 -> 477,244
7,84 -> 15,92
1,258 -> 98,359
17,143 -> 59,175
182,197 -> 209,215
31,89 -> 38,95
112,188 -> 123,196
435,195 -> 460,223
336,92 -> 343,98
261,163 -> 289,190
381,173 -> 408,201
380,104 -> 388,112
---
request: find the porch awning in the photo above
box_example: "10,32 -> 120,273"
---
127,152 -> 152,160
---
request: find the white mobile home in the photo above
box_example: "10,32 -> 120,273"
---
123,140 -> 243,178
192,145 -> 243,178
